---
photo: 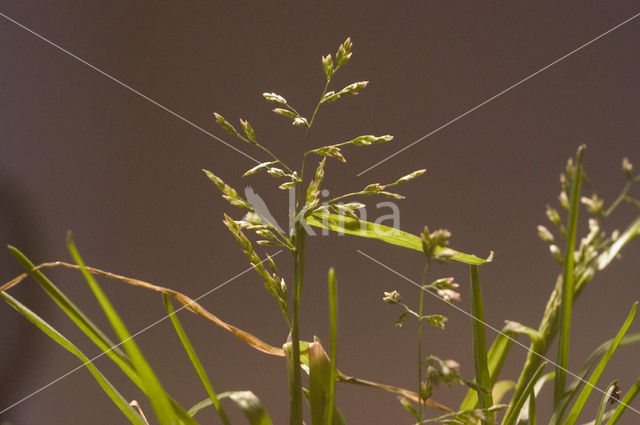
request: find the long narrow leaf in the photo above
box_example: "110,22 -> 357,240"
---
67,234 -> 177,425
470,265 -> 493,425
564,302 -> 638,425
163,294 -> 231,425
306,213 -> 492,265
460,329 -> 515,410
0,291 -> 146,425
555,145 -> 585,404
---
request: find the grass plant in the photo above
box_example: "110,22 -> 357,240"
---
2,37 -> 640,425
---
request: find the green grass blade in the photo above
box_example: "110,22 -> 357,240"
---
460,329 -> 515,410
551,333 -> 640,425
594,381 -> 617,425
0,291 -> 146,425
7,246 -> 134,376
163,294 -> 231,425
470,265 -> 493,425
563,302 -> 638,425
306,213 -> 491,265
327,268 -> 338,425
605,377 -> 640,425
555,145 -> 585,405
6,246 -> 198,425
66,234 -> 177,425
502,362 -> 547,425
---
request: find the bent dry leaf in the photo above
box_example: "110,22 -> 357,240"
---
306,212 -> 492,265
2,258 -> 284,357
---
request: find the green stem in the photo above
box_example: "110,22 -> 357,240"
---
417,264 -> 429,421
289,221 -> 307,425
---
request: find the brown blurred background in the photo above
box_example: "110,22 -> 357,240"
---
1,2 -> 639,424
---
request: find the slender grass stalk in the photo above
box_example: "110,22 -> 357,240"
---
470,265 -> 494,425
417,264 -> 429,420
289,220 -> 307,425
327,268 -> 338,425
555,145 -> 586,404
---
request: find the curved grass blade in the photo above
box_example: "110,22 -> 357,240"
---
594,381 -> 618,425
555,145 -> 585,405
564,302 -> 638,425
470,265 -> 493,425
163,294 -> 231,425
306,213 -> 492,265
67,234 -> 177,425
606,377 -> 640,425
189,391 -> 273,425
502,362 -> 547,425
0,291 -> 146,425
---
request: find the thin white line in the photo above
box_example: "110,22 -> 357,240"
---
0,250 -> 283,415
356,249 -> 640,416
357,12 -> 640,176
0,11 -> 261,165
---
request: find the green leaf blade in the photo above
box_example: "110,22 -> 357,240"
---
306,213 -> 491,265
